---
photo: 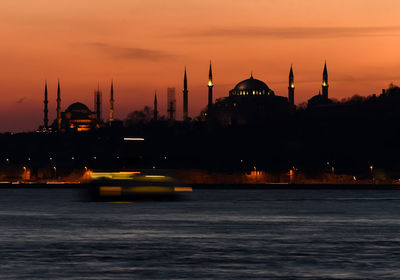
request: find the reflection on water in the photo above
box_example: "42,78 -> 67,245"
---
1,188 -> 400,279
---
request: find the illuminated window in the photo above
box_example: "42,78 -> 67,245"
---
253,91 -> 255,95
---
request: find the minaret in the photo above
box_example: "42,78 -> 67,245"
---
94,84 -> 102,123
322,61 -> 329,99
288,65 -> 295,106
154,92 -> 158,121
208,61 -> 213,110
44,81 -> 49,129
109,80 -> 114,122
56,79 -> 61,131
183,67 -> 189,121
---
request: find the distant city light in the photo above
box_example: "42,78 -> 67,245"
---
124,137 -> 145,141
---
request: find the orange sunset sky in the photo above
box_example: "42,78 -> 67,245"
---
1,0 -> 400,132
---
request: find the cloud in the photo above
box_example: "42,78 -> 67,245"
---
16,97 -> 27,104
174,26 -> 400,39
89,42 -> 176,61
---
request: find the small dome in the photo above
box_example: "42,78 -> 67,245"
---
66,102 -> 90,112
230,75 -> 274,96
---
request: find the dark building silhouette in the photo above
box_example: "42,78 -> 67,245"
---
167,88 -> 176,120
61,102 -> 97,132
183,68 -> 189,121
208,61 -> 213,110
42,80 -> 119,132
212,73 -> 290,125
154,92 -> 158,121
109,80 -> 114,122
56,80 -> 62,131
94,87 -> 102,124
308,62 -> 332,107
322,61 -> 329,99
288,65 -> 295,106
43,81 -> 49,129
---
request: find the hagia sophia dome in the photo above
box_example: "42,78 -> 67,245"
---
229,74 -> 275,97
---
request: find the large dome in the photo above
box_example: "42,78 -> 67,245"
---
230,75 -> 274,96
64,102 -> 93,121
66,102 -> 90,112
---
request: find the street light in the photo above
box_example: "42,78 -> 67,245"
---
53,166 -> 57,178
370,165 -> 374,182
22,166 -> 27,181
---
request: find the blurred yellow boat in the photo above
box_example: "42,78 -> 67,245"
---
85,171 -> 191,200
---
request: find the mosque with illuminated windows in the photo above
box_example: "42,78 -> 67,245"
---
40,80 -> 118,132
197,61 -> 330,125
39,62 -> 331,130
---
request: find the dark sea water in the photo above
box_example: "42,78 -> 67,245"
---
1,188 -> 400,279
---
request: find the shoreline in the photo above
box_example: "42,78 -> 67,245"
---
1,182 -> 400,190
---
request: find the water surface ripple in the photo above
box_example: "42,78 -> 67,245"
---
0,189 -> 400,279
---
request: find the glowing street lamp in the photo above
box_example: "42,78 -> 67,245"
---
22,166 -> 27,181
289,168 -> 295,184
370,165 -> 374,182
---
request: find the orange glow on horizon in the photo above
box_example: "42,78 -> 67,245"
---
1,0 -> 400,132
